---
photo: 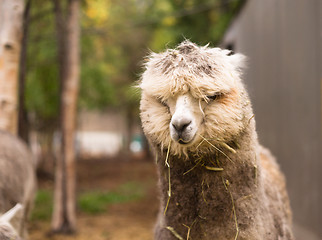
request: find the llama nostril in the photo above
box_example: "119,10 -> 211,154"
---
172,119 -> 192,133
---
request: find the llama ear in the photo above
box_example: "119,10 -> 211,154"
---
227,52 -> 247,70
0,204 -> 23,231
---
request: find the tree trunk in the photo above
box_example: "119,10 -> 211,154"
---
18,0 -> 31,143
220,0 -> 229,13
52,0 -> 80,234
0,0 -> 24,134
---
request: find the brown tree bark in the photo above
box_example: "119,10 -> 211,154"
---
220,0 -> 229,13
51,0 -> 80,234
0,0 -> 24,134
18,0 -> 31,143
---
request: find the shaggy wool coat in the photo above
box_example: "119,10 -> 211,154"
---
140,41 -> 294,240
0,131 -> 36,239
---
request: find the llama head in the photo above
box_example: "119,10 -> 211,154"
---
140,41 -> 253,157
0,204 -> 24,240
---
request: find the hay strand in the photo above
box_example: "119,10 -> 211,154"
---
183,158 -> 202,175
253,163 -> 258,186
201,179 -> 208,204
254,154 -> 258,186
223,179 -> 239,240
199,135 -> 234,163
204,166 -> 224,171
248,114 -> 255,125
165,141 -> 171,167
164,197 -> 171,216
164,141 -> 172,215
236,194 -> 253,203
182,219 -> 197,240
166,226 -> 184,240
195,138 -> 206,150
219,142 -> 237,154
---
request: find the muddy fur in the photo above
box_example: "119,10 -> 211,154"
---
0,204 -> 24,240
139,41 -> 293,239
0,224 -> 21,240
0,131 -> 36,239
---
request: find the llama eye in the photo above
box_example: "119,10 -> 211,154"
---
207,93 -> 222,101
157,97 -> 168,107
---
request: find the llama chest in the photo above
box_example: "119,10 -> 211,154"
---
156,154 -> 260,240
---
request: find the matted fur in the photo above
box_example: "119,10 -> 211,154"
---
0,224 -> 21,240
0,131 -> 36,239
140,41 -> 294,239
0,204 -> 24,240
140,41 -> 249,157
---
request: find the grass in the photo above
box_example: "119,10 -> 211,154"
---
31,181 -> 145,221
78,182 -> 145,214
31,189 -> 53,221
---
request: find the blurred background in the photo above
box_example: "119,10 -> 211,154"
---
0,0 -> 321,239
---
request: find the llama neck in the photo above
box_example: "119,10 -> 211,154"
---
155,123 -> 260,239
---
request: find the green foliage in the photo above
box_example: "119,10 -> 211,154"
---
25,1 -> 59,129
148,0 -> 245,50
26,62 -> 59,120
31,189 -> 53,221
79,63 -> 117,109
78,182 -> 145,214
25,0 -> 245,128
31,182 -> 145,221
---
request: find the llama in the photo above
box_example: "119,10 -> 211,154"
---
139,41 -> 294,239
0,204 -> 24,240
0,131 -> 36,239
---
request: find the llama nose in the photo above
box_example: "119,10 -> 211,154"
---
172,118 -> 192,133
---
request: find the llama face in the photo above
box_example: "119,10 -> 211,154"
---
168,94 -> 200,145
140,41 -> 251,156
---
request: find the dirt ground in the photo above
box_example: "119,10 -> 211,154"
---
29,157 -> 159,240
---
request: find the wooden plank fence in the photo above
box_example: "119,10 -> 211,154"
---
222,0 -> 322,239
